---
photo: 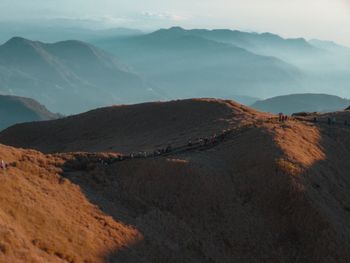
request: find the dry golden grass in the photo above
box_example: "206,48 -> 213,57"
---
0,145 -> 141,263
1,100 -> 350,262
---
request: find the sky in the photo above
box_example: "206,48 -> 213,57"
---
1,0 -> 350,45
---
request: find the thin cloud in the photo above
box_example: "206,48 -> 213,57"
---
141,11 -> 189,21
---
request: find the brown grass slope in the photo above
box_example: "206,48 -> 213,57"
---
0,99 -> 350,262
0,99 -> 265,153
0,144 -> 141,263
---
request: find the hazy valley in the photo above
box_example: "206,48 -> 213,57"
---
1,17 -> 350,263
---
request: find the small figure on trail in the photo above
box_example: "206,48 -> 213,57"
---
130,153 -> 134,159
328,118 -> 331,125
219,133 -> 225,141
211,134 -> 218,144
166,144 -> 172,153
188,139 -> 192,147
0,160 -> 6,170
204,137 -> 209,145
278,113 -> 283,122
313,117 -> 318,123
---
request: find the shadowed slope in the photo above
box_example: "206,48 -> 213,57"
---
0,99 -> 267,153
56,116 -> 350,262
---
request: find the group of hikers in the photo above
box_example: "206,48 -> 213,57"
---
278,112 -> 349,127
97,128 -> 235,166
126,130 -> 231,160
278,113 -> 289,122
189,130 -> 230,147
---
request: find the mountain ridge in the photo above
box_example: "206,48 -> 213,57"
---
0,94 -> 60,130
95,28 -> 304,99
0,37 -> 160,114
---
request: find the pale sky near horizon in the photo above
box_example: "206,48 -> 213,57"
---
1,0 -> 350,45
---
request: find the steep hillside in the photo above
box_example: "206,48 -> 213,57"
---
0,144 -> 141,263
0,99 -> 266,153
1,99 -> 350,262
95,27 -> 304,99
251,93 -> 350,114
0,95 -> 60,130
0,37 -> 160,114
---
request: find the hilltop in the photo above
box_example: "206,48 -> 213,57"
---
0,99 -> 266,153
0,95 -> 60,130
252,93 -> 350,114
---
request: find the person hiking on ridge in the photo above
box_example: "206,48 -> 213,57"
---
278,113 -> 283,122
0,160 -> 6,170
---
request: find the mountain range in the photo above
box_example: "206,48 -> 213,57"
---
0,37 -> 160,114
95,27 -> 350,99
94,27 -> 306,99
1,27 -> 350,114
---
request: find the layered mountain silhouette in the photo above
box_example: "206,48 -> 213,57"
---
0,37 -> 160,114
252,93 -> 350,114
0,22 -> 143,43
95,27 -> 305,99
166,27 -> 321,64
95,27 -> 350,99
1,99 -> 350,262
0,94 -> 60,130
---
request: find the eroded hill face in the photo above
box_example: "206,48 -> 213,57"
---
1,99 -> 350,263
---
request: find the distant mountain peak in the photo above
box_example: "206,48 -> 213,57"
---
4,36 -> 34,46
168,26 -> 185,32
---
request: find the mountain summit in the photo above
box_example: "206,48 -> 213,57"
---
95,28 -> 304,99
